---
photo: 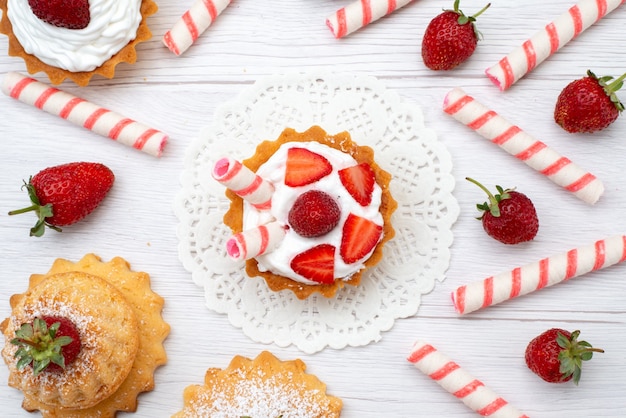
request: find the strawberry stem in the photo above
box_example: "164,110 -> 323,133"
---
466,177 -> 501,217
606,72 -> 626,95
557,330 -> 604,385
7,204 -> 40,216
605,72 -> 626,112
471,3 -> 491,19
8,180 -> 60,236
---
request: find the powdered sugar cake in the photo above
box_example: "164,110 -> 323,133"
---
172,351 -> 342,417
0,253 -> 170,417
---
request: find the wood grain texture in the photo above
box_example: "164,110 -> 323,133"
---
1,1 -> 625,417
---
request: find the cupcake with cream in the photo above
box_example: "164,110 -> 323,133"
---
214,126 -> 397,299
0,0 -> 157,86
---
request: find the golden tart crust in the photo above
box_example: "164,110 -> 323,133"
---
0,254 -> 170,417
223,125 -> 398,300
0,0 -> 158,86
172,351 -> 343,418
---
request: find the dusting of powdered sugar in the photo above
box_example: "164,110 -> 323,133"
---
183,367 -> 335,418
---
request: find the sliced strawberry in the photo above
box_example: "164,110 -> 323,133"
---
284,147 -> 332,187
340,214 -> 383,264
290,244 -> 336,284
338,163 -> 376,206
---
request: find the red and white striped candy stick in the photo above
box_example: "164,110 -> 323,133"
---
326,0 -> 415,38
408,341 -> 529,418
452,235 -> 626,315
1,72 -> 167,157
486,0 -> 625,90
226,221 -> 287,261
212,157 -> 274,210
444,88 -> 604,204
163,0 -> 232,56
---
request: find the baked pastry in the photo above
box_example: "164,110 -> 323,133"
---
219,125 -> 397,299
172,350 -> 343,418
0,0 -> 157,86
0,253 -> 170,417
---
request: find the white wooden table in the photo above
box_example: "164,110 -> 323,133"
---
1,1 -> 625,416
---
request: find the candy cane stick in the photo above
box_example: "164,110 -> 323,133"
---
444,88 -> 604,205
1,72 -> 167,157
326,0 -> 415,38
226,221 -> 286,261
163,0 -> 232,56
486,0 -> 625,90
212,157 -> 274,210
408,341 -> 529,418
452,235 -> 626,315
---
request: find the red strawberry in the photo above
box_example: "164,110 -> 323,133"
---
340,213 -> 382,264
290,244 -> 336,284
284,147 -> 332,187
467,177 -> 538,245
288,190 -> 341,237
525,328 -> 604,385
8,162 -> 115,237
554,70 -> 626,133
11,316 -> 82,375
28,0 -> 91,30
421,0 -> 490,71
339,163 -> 376,206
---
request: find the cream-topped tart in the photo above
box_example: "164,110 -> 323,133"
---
0,0 -> 158,85
218,126 -> 397,299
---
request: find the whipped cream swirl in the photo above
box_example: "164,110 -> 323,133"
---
8,0 -> 142,72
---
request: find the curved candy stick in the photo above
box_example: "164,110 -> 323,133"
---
452,235 -> 626,315
226,221 -> 287,261
486,0 -> 625,90
212,157 -> 274,210
163,0 -> 232,56
444,88 -> 604,204
1,72 -> 167,157
408,341 -> 529,418
326,0 -> 415,38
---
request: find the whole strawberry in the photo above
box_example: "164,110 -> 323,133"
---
466,177 -> 538,244
554,70 -> 626,133
525,328 -> 603,385
421,0 -> 490,71
11,316 -> 82,375
288,190 -> 341,238
28,0 -> 91,30
8,162 -> 114,237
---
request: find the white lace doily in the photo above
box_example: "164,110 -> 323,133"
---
175,73 -> 459,354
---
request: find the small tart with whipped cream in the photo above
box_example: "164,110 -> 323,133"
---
0,0 -> 157,86
0,254 -> 170,417
172,351 -> 343,418
223,126 -> 397,299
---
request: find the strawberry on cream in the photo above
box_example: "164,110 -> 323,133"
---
7,0 -> 142,72
242,141 -> 384,285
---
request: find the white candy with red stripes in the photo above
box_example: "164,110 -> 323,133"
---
212,157 -> 274,210
486,0 -> 625,90
408,341 -> 529,418
226,221 -> 287,261
443,87 -> 604,204
452,235 -> 626,315
1,72 -> 167,157
326,0 -> 414,38
163,0 -> 232,56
